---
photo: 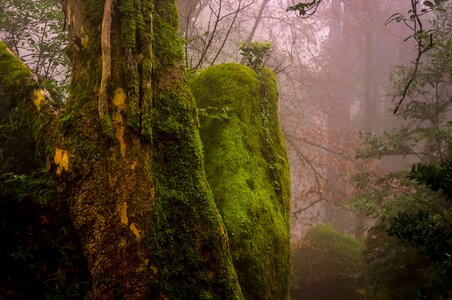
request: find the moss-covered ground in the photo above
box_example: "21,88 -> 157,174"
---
291,224 -> 364,300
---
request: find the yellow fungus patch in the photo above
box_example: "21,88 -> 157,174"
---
53,148 -> 69,175
112,88 -> 127,157
118,237 -> 127,248
112,88 -> 127,110
129,223 -> 141,240
119,201 -> 128,225
130,161 -> 138,170
136,259 -> 150,273
33,89 -> 45,110
219,225 -> 226,237
80,34 -> 89,48
115,125 -> 126,157
219,225 -> 229,247
150,265 -> 158,274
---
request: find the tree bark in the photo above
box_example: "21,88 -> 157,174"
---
1,0 -> 243,298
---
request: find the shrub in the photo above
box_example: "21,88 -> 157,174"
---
291,224 -> 364,300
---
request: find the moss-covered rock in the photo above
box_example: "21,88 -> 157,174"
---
0,41 -> 40,173
191,63 -> 291,299
291,224 -> 364,300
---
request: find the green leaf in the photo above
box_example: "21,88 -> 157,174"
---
424,1 -> 434,8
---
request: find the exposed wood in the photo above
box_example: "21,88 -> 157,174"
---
99,0 -> 113,122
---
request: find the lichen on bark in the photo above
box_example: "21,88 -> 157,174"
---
191,63 -> 291,299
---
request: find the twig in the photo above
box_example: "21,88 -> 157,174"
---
393,0 -> 435,113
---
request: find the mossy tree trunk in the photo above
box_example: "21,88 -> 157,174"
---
1,0 -> 243,298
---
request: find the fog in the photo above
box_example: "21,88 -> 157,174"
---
178,0 -> 416,238
1,0 -> 450,297
179,2 -> 452,297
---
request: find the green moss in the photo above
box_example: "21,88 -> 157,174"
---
146,68 -> 243,299
0,42 -> 40,173
0,41 -> 35,96
116,0 -> 154,139
0,41 -> 57,171
82,0 -> 103,53
257,67 -> 291,203
119,0 -> 150,47
152,0 -> 183,64
140,2 -> 243,298
191,63 -> 291,299
58,49 -> 106,163
119,0 -> 138,47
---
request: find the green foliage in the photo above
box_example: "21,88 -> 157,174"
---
350,7 -> 452,298
290,224 -> 364,300
384,161 -> 452,297
409,161 -> 452,200
0,170 -> 91,299
362,226 -> 439,299
239,41 -> 272,70
385,0 -> 448,31
286,0 -> 323,17
388,210 -> 452,263
0,0 -> 69,103
1,170 -> 54,205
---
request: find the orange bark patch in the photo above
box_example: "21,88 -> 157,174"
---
112,88 -> 127,157
150,265 -> 158,275
53,148 -> 69,175
33,89 -> 45,110
119,201 -> 128,225
129,223 -> 141,240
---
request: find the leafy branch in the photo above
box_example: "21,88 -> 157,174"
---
286,0 -> 323,18
386,0 -> 448,113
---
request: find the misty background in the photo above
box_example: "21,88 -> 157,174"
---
176,0 -> 417,239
